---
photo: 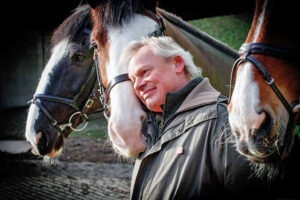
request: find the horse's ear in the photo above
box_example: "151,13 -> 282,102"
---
85,0 -> 99,8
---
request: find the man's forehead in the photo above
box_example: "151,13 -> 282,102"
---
128,60 -> 150,78
128,46 -> 152,72
133,46 -> 154,61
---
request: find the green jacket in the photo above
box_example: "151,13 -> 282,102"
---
130,78 -> 270,199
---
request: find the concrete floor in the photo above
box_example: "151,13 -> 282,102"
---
0,155 -> 133,200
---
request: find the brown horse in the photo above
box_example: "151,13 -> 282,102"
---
228,0 -> 300,170
87,0 -> 238,158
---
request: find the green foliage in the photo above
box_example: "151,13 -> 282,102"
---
72,129 -> 107,139
294,126 -> 300,138
188,13 -> 252,51
71,114 -> 108,139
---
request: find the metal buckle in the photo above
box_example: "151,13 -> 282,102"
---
85,99 -> 94,108
52,120 -> 58,126
265,77 -> 274,85
68,112 -> 88,132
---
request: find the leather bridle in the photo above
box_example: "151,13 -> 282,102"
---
229,42 -> 300,148
28,26 -> 104,137
91,11 -> 166,119
29,48 -> 101,137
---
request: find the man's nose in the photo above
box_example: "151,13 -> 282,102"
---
134,78 -> 145,91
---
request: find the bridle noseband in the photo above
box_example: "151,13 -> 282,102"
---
29,52 -> 99,137
91,11 -> 166,120
229,42 -> 299,147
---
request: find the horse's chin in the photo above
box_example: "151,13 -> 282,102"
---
45,146 -> 64,158
237,140 -> 293,164
235,140 -> 284,181
112,140 -> 146,158
243,151 -> 278,163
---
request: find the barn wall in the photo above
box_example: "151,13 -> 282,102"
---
0,31 -> 51,109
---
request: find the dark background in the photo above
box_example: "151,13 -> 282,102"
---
3,0 -> 254,31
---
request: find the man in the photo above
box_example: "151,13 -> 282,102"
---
120,36 -> 274,199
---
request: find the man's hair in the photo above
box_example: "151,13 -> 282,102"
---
120,36 -> 202,78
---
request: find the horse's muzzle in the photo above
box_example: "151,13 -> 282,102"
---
34,131 -> 64,157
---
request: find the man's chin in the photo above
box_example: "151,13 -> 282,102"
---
145,100 -> 162,112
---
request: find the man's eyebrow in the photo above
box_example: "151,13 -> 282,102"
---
137,65 -> 151,74
129,64 -> 151,81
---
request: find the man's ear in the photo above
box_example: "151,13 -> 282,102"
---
174,56 -> 185,74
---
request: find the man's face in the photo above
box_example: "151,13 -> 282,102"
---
128,46 -> 181,112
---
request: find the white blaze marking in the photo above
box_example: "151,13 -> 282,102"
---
107,14 -> 158,77
229,63 -> 260,140
252,0 -> 268,42
25,39 -> 69,142
104,14 -> 158,157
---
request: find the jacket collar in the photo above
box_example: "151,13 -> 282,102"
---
162,77 -> 203,121
176,78 -> 220,113
155,77 -> 220,129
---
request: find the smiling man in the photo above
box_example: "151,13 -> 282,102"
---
129,44 -> 190,112
120,36 -> 274,199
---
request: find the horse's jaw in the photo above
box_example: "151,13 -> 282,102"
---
108,82 -> 147,158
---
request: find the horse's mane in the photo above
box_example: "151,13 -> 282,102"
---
92,0 -> 158,26
51,4 -> 91,48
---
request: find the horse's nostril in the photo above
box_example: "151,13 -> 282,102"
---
36,131 -> 49,155
250,112 -> 272,141
260,112 -> 272,131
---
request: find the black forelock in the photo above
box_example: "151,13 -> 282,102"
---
93,0 -> 158,26
51,4 -> 92,48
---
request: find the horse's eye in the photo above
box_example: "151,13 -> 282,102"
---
72,54 -> 86,64
91,42 -> 100,52
76,55 -> 86,62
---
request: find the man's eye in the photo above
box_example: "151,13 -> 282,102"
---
143,70 -> 149,75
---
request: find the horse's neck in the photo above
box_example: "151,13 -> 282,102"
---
163,18 -> 203,69
247,0 -> 299,51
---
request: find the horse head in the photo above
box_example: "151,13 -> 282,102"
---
228,0 -> 300,167
87,0 -> 171,157
25,5 -> 101,157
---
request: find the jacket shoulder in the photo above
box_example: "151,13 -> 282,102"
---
179,95 -> 228,130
